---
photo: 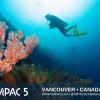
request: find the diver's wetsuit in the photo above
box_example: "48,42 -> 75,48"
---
45,14 -> 86,37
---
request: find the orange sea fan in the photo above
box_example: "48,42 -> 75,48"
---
4,32 -> 38,66
25,36 -> 38,53
0,22 -> 38,74
0,59 -> 12,74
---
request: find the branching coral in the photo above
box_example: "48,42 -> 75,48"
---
0,21 -> 38,74
0,21 -> 8,42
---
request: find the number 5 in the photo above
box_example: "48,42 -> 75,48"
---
24,88 -> 28,96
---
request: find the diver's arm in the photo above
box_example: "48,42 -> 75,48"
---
49,22 -> 55,29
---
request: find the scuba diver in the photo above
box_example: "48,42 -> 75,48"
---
45,14 -> 87,36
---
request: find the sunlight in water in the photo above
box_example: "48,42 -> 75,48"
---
3,0 -> 96,24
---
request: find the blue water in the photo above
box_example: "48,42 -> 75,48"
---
0,0 -> 100,82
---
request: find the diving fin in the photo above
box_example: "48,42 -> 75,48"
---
76,32 -> 87,36
73,25 -> 87,36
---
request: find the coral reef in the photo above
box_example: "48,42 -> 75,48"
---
0,21 -> 38,74
12,64 -> 49,84
11,64 -> 92,86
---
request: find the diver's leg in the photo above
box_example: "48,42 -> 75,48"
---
61,25 -> 75,36
62,25 -> 78,36
66,25 -> 75,32
58,27 -> 66,34
58,26 -> 75,36
66,25 -> 87,36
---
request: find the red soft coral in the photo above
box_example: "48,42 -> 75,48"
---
0,22 -> 38,74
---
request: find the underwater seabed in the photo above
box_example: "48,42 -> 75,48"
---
0,63 -> 97,100
0,66 -> 99,100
